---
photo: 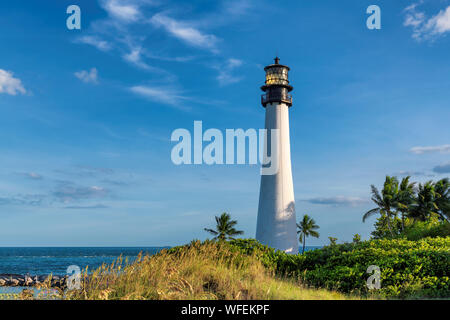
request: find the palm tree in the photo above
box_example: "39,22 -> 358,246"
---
363,176 -> 399,237
204,212 -> 243,241
328,237 -> 337,246
396,176 -> 416,231
410,181 -> 439,221
352,234 -> 361,243
296,214 -> 320,254
434,178 -> 450,222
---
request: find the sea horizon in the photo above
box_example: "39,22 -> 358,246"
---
0,246 -> 323,276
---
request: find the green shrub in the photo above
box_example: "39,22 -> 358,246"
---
403,220 -> 450,241
228,239 -> 304,275
229,237 -> 450,299
57,240 -> 352,300
353,234 -> 362,243
371,214 -> 403,239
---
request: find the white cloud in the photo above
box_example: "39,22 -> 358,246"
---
0,69 -> 26,95
427,6 -> 450,34
124,47 -> 141,63
53,182 -> 109,203
122,44 -> 194,75
123,47 -> 154,71
0,194 -> 45,206
76,36 -> 112,51
143,51 -> 196,63
405,3 -> 420,12
224,0 -> 252,16
25,172 -> 43,180
216,58 -> 243,85
75,68 -> 99,84
227,58 -> 243,68
150,13 -> 219,52
410,144 -> 450,154
15,172 -> 44,180
130,85 -> 188,108
73,4 -> 178,80
302,196 -> 369,207
64,204 -> 109,209
404,11 -> 425,28
122,45 -> 178,82
70,1 -> 249,107
394,170 -> 426,177
101,0 -> 141,22
404,3 -> 450,40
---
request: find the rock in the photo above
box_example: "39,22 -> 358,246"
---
0,273 -> 68,287
25,275 -> 34,286
38,275 -> 48,282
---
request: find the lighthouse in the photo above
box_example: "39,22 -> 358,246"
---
256,57 -> 298,254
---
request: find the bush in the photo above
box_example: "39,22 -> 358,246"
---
403,220 -> 450,241
60,240 -> 350,300
228,239 -> 304,276
371,214 -> 403,239
229,237 -> 450,298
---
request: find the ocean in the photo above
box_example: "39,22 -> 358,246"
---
0,246 -> 322,276
0,247 -> 167,276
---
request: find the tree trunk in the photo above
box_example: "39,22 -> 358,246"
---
302,235 -> 306,254
386,212 -> 394,237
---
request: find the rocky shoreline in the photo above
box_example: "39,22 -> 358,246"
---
0,274 -> 67,288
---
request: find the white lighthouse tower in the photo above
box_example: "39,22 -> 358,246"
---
256,57 -> 298,254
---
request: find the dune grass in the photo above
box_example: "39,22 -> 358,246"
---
45,241 -> 359,300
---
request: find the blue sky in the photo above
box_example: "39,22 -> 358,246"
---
0,0 -> 449,246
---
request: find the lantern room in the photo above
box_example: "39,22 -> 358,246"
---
261,57 -> 293,107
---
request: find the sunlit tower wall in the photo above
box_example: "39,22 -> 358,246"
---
256,57 -> 298,254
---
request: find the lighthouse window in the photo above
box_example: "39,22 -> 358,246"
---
266,67 -> 288,85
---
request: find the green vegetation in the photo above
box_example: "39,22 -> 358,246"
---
296,214 -> 320,254
402,218 -> 450,241
229,237 -> 450,299
364,176 -> 401,236
33,241 -> 353,300
8,175 -> 449,300
328,237 -> 337,246
204,212 -> 244,241
0,293 -> 21,300
364,176 -> 450,239
12,236 -> 449,300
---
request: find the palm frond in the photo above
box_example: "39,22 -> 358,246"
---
363,208 -> 379,222
204,228 -> 218,235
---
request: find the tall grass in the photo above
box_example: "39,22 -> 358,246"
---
55,240 -> 355,300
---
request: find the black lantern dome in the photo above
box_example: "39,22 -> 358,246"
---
261,57 -> 293,107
